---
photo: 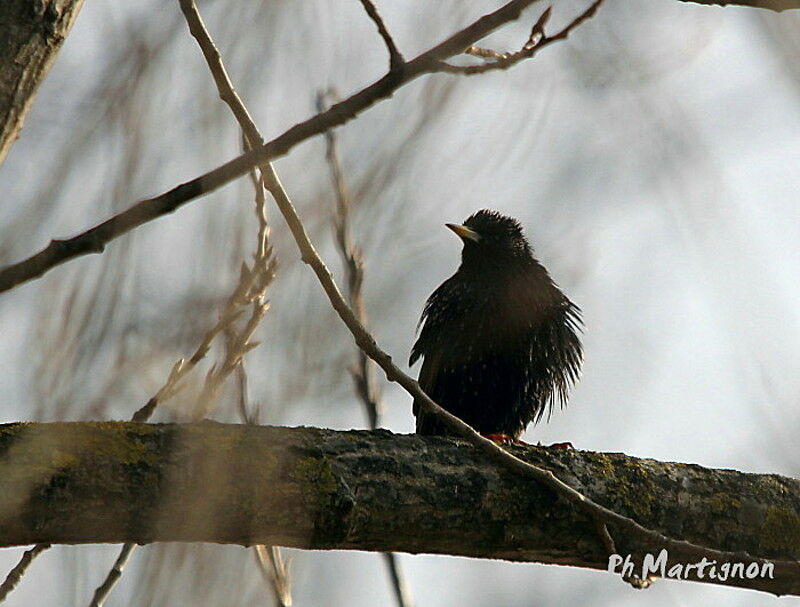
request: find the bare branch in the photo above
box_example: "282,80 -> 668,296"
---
541,0 -> 604,44
254,546 -> 292,607
0,0 -> 85,164
680,0 -> 800,9
88,544 -> 136,607
177,0 -> 261,148
240,159 -> 290,606
382,553 -> 415,607
438,0 -> 603,76
357,0 -> 405,70
2,422 -> 799,597
0,543 -> 50,602
0,0 -> 543,295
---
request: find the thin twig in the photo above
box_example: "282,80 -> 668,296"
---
254,546 -> 292,607
0,0 -> 543,295
91,275 -> 271,606
382,553 -> 415,607
195,292 -> 270,418
357,0 -> 405,70
132,259 -> 264,421
90,261 -> 271,603
0,544 -> 50,602
542,0 -> 604,44
438,0 -> 604,75
593,520 -> 655,589
89,544 -> 136,607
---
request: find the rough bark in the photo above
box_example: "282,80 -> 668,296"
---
0,422 -> 798,596
0,0 -> 84,165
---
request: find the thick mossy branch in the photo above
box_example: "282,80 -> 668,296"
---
0,422 -> 798,595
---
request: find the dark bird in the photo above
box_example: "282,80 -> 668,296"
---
409,209 -> 583,440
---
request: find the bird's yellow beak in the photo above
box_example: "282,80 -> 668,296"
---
446,223 -> 481,242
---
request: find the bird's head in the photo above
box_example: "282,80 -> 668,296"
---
447,209 -> 533,269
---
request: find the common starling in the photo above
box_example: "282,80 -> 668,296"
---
409,209 -> 583,440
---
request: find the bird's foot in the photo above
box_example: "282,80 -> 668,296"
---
483,433 -> 528,446
483,433 -> 515,445
541,441 -> 574,450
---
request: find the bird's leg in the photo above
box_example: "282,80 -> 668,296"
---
484,434 -> 536,446
483,433 -> 515,445
484,434 -> 573,449
542,441 -> 574,449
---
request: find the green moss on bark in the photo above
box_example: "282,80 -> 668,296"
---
760,507 -> 800,555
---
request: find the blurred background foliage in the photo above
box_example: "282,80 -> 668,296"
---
1,0 -> 799,605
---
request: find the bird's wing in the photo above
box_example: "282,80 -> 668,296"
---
412,348 -> 442,420
410,275 -> 468,431
409,275 -> 464,367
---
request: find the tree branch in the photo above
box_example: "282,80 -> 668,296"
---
356,0 -> 405,70
438,1 -> 604,76
1,422 -> 799,596
0,0 -> 545,295
0,543 -> 50,601
88,543 -> 135,607
680,0 -> 800,8
0,0 -> 85,165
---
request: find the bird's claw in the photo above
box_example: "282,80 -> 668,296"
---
483,433 -> 515,445
543,441 -> 574,450
483,433 -> 529,446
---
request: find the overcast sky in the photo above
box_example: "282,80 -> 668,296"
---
1,1 -> 799,605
